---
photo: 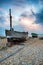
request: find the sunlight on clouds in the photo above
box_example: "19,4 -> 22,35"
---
0,5 -> 37,28
0,0 -> 43,35
19,14 -> 42,32
20,15 -> 35,29
0,5 -> 43,34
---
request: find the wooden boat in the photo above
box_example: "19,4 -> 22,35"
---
5,9 -> 28,46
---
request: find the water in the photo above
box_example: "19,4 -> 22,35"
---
38,34 -> 43,37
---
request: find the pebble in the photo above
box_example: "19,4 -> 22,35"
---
0,43 -> 43,65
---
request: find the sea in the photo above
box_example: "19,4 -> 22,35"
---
38,34 -> 43,37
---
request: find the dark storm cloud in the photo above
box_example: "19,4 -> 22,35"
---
21,12 -> 29,17
35,9 -> 43,24
20,8 -> 43,25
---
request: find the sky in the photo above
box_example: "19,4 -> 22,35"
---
0,0 -> 43,36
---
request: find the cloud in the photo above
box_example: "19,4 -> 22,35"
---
39,0 -> 43,7
35,9 -> 43,25
0,7 -> 23,29
27,0 -> 39,4
0,0 -> 27,7
0,8 -> 15,26
0,0 -> 40,8
14,24 -> 26,32
19,11 -> 43,34
20,11 -> 35,29
0,16 -> 5,23
0,0 -> 43,35
0,8 -> 9,27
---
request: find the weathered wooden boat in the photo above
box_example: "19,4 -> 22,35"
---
5,9 -> 28,46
